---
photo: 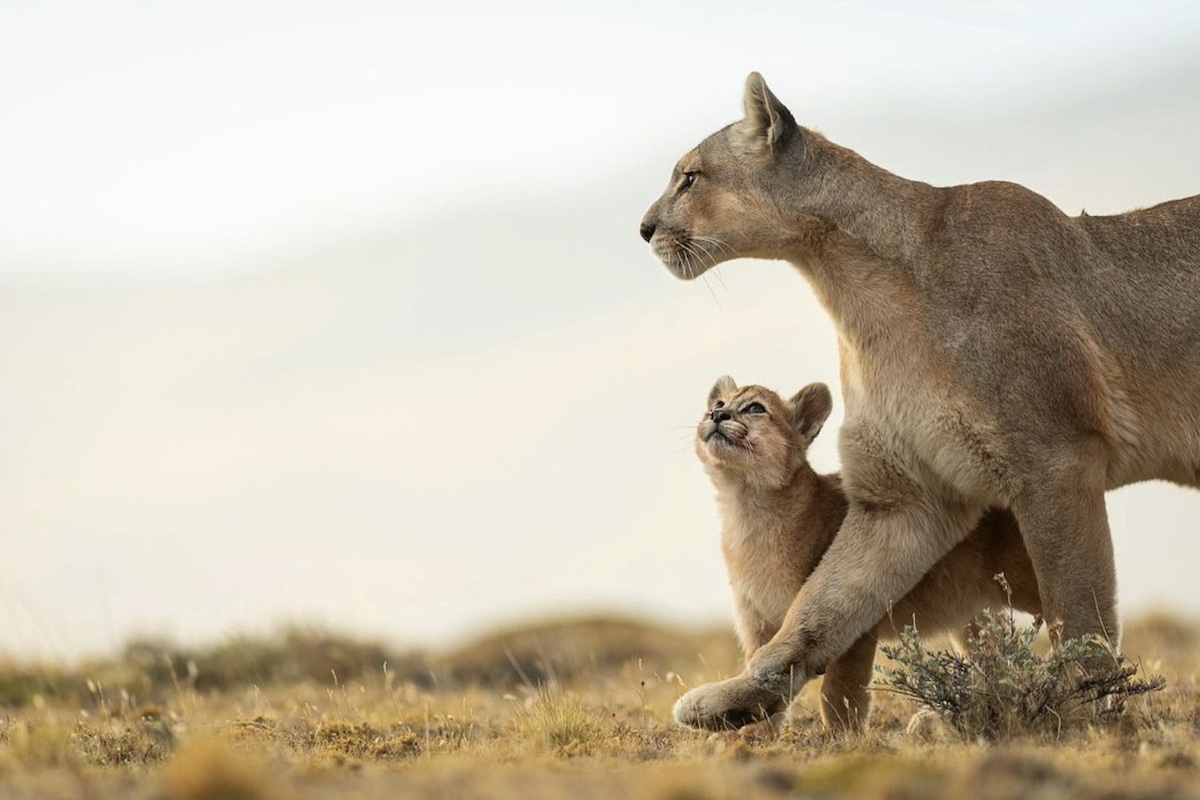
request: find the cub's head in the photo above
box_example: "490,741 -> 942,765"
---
640,72 -> 816,279
696,376 -> 833,490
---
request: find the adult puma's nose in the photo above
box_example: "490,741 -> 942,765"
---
639,221 -> 656,242
711,408 -> 732,423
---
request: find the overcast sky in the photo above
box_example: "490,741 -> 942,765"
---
5,0 -> 1200,279
2,1 -> 1199,660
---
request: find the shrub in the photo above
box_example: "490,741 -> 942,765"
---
876,607 -> 1164,741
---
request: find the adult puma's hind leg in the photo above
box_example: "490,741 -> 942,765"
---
948,621 -> 980,657
1012,445 -> 1119,647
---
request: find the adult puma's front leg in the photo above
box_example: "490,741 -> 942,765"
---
674,496 -> 979,729
672,670 -> 799,731
1012,446 -> 1120,646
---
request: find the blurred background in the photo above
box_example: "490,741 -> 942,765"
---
2,1 -> 1199,660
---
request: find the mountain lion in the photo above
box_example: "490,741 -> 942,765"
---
642,73 -> 1200,730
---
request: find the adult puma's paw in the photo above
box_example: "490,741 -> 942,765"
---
671,673 -> 794,731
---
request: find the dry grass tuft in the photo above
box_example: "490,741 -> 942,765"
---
293,719 -> 423,763
513,688 -> 608,755
74,714 -> 173,766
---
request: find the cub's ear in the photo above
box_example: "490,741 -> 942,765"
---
708,375 -> 737,406
789,382 -> 833,446
741,72 -> 797,151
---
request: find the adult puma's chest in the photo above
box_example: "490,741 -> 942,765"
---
839,333 -> 1017,502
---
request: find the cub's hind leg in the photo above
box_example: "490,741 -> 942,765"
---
820,633 -> 877,733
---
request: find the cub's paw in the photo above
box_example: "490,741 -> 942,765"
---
672,674 -> 792,731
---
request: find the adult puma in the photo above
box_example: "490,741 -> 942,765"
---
640,73 -> 1200,730
697,376 -> 1039,731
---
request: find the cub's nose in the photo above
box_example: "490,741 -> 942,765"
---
639,221 -> 656,243
711,408 -> 732,423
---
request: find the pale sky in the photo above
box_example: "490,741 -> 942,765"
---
2,1 -> 1199,659
5,0 -> 1200,278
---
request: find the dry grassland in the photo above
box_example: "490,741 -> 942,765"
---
1,613 -> 1198,799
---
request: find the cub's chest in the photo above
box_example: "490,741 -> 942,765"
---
721,521 -> 806,626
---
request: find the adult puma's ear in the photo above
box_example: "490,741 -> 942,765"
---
741,72 -> 797,150
708,375 -> 737,407
789,382 -> 833,446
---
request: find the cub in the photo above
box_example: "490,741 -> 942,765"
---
698,376 -> 1042,731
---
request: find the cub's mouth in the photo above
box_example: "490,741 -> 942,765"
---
699,421 -> 750,453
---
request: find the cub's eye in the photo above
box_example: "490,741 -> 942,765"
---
680,171 -> 698,190
742,402 -> 767,415
713,400 -> 725,409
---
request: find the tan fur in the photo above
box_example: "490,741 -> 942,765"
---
642,73 -> 1200,730
698,377 -> 1040,731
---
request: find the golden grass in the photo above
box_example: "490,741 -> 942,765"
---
0,613 -> 1197,799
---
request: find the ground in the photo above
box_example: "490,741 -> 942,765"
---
1,613 -> 1198,799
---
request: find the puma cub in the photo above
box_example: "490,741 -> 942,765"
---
698,376 -> 1041,731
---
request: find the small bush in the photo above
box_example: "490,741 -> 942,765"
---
293,720 -> 422,762
438,615 -> 715,689
0,668 -> 66,708
876,608 -> 1164,741
74,716 -> 171,767
121,628 -> 427,692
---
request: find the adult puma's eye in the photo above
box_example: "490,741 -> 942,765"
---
681,171 -> 698,190
743,402 -> 766,414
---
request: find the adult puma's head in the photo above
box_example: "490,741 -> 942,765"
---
640,72 -> 822,279
697,376 -> 833,490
